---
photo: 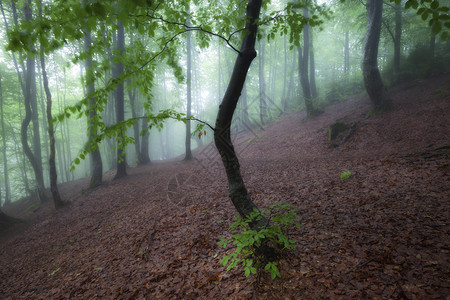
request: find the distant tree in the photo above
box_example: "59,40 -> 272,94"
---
298,3 -> 314,116
113,20 -> 127,179
309,27 -> 318,99
0,75 -> 11,206
184,10 -> 193,161
362,0 -> 389,111
258,40 -> 267,125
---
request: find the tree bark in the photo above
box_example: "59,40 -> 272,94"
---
362,0 -> 389,110
83,7 -> 103,188
214,0 -> 267,229
0,75 -> 11,205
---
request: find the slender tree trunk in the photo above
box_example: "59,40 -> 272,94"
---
21,0 -> 46,202
214,0 -> 267,229
56,140 -> 64,183
286,50 -> 296,108
83,9 -> 103,188
362,0 -> 388,110
309,29 -> 318,99
184,14 -> 193,161
127,76 -> 142,164
36,62 -> 49,180
62,71 -> 73,181
11,120 -> 30,194
430,30 -> 435,59
258,40 -> 266,126
39,47 -> 65,208
113,20 -> 127,179
139,115 -> 150,164
344,30 -> 350,79
218,42 -> 222,105
0,75 -> 11,205
394,3 -> 402,75
299,6 -> 313,116
282,34 -> 287,111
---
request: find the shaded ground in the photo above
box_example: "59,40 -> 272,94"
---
0,75 -> 449,299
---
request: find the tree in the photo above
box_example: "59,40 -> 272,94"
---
362,0 -> 389,111
113,20 -> 127,179
309,27 -> 318,99
82,5 -> 103,188
0,75 -> 11,206
184,10 -> 193,161
39,44 -> 66,208
258,40 -> 267,125
20,0 -> 46,202
298,3 -> 314,116
214,0 -> 267,229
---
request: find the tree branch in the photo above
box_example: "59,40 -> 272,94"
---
134,14 -> 243,54
382,18 -> 395,43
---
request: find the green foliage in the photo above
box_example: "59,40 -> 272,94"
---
340,171 -> 351,179
218,203 -> 301,280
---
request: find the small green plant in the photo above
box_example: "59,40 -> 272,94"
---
218,203 -> 300,279
340,171 -> 351,179
48,268 -> 60,277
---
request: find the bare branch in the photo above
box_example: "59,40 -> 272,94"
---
133,14 -> 242,54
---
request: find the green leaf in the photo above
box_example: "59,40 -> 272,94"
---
432,21 -> 442,34
430,0 -> 439,9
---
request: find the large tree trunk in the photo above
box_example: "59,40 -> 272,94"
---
83,8 -> 103,188
0,75 -> 11,205
214,0 -> 267,230
184,15 -> 193,161
362,0 -> 389,110
21,0 -> 46,202
40,47 -> 66,209
114,20 -> 127,179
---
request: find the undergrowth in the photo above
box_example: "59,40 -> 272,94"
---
218,203 -> 301,279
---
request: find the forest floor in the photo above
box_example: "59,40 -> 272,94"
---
1,74 -> 449,299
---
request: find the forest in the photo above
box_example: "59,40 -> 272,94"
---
0,0 -> 449,298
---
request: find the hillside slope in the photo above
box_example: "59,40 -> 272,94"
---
0,75 -> 449,299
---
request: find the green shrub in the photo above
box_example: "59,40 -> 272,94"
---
218,203 -> 301,279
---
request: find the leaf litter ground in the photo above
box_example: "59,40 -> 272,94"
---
1,75 -> 449,299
